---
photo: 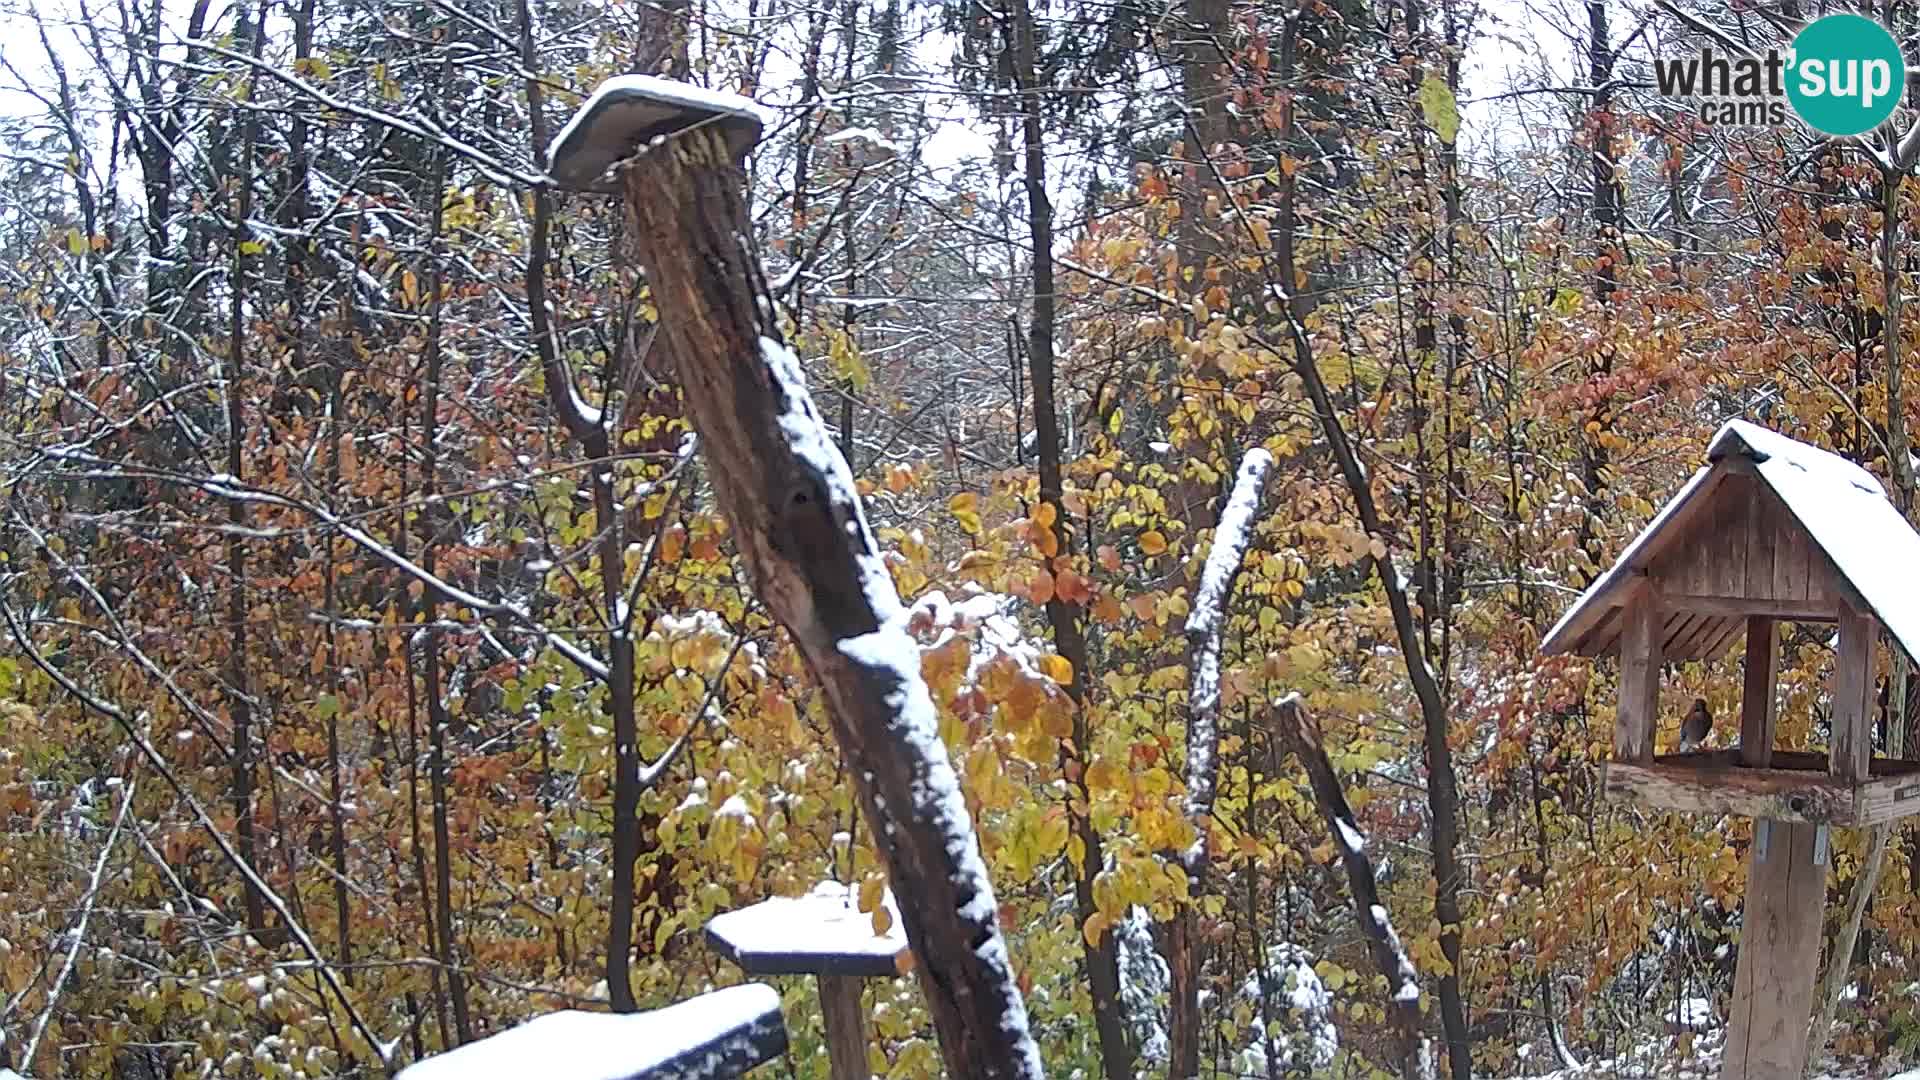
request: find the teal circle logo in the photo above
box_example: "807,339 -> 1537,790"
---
1787,14 -> 1904,136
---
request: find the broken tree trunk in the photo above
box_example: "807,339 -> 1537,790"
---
1272,695 -> 1428,1080
1166,446 -> 1272,1076
574,85 -> 1044,1080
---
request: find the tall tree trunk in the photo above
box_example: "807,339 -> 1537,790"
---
1271,27 -> 1472,1071
1575,0 -> 1620,577
518,0 -> 646,1010
418,143 -> 473,1046
223,1 -> 269,938
1004,0 -> 1131,1074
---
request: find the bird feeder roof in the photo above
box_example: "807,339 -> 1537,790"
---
1541,420 -> 1920,663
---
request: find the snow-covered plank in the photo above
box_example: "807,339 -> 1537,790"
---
396,984 -> 786,1080
706,880 -> 908,977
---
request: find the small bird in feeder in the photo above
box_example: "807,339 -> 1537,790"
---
1678,697 -> 1712,753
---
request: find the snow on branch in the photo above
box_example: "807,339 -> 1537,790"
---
1181,446 -> 1274,869
1165,446 -> 1272,1076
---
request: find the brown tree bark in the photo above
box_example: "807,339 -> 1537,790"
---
615,120 -> 1043,1080
418,143 -> 474,1047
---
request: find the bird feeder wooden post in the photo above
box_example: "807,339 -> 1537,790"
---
706,883 -> 912,1080
1541,421 -> 1920,1080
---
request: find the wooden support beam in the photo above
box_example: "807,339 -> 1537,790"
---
1742,617 -> 1778,768
1833,603 -> 1876,784
1658,593 -> 1838,622
1603,760 -> 1853,825
819,975 -> 869,1080
1722,821 -> 1827,1080
1617,585 -> 1661,763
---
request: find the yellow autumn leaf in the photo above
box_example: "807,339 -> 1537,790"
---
1139,530 -> 1168,556
948,491 -> 982,534
1042,654 -> 1074,686
1084,758 -> 1122,794
1083,911 -> 1110,947
1032,501 -> 1057,528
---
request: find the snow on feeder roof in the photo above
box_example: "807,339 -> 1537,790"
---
706,879 -> 909,978
1541,419 -> 1920,664
548,76 -> 771,190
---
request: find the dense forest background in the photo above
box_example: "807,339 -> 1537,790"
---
3,0 -> 1920,1075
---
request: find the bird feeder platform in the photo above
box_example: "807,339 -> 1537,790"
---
706,881 -> 910,1080
1603,749 -> 1920,827
1541,421 -> 1920,1080
396,983 -> 788,1080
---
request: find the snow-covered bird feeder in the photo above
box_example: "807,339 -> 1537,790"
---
1540,420 -> 1920,1079
395,983 -> 787,1080
547,75 -> 771,191
706,881 -> 909,1080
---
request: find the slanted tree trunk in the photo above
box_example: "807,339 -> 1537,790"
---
1272,696 -> 1429,1080
617,122 -> 1044,1080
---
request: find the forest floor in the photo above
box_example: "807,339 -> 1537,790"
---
1514,1030 -> 1919,1079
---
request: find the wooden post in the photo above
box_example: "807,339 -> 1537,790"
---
1722,822 -> 1827,1080
1741,616 -> 1777,768
1616,583 -> 1661,763
1722,616 -> 1831,1079
1832,602 -> 1876,784
708,887 -> 909,1080
818,975 -> 869,1080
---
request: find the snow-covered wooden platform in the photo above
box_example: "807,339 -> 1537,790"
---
396,983 -> 786,1080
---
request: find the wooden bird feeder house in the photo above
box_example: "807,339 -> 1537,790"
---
1541,420 -> 1920,1079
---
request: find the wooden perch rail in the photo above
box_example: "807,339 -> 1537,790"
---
550,80 -> 1044,1080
